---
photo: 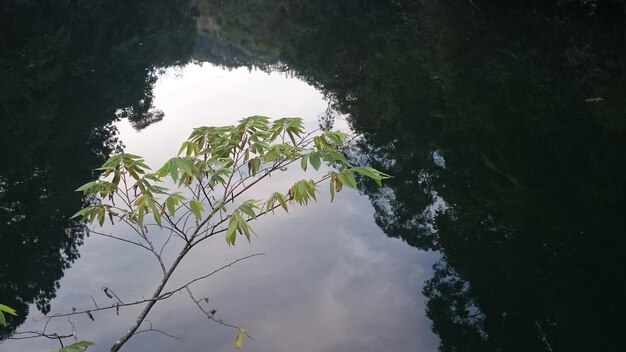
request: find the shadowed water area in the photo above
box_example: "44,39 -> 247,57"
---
1,1 -> 626,351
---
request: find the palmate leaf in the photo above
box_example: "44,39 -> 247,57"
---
289,179 -> 318,205
225,211 -> 257,245
265,192 -> 289,214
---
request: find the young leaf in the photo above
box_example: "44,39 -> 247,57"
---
75,181 -> 97,194
189,200 -> 204,219
97,207 -> 106,227
276,193 -> 288,212
148,200 -> 162,227
239,201 -> 258,219
238,217 -> 254,242
352,166 -> 391,186
168,159 -> 178,181
226,213 -> 239,245
165,193 -> 186,216
300,153 -> 309,171
335,175 -> 343,193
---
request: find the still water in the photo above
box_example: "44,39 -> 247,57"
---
1,65 -> 440,351
2,1 -> 626,351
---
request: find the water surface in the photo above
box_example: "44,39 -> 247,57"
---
2,1 -> 626,351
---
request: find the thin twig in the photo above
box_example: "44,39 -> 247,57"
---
186,287 -> 240,330
134,320 -> 183,342
39,254 -> 265,320
89,229 -> 150,251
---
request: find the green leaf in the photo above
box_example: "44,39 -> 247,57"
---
352,166 -> 391,186
239,201 -> 258,219
70,207 -> 90,220
189,199 -> 204,219
238,217 -> 254,242
58,340 -> 95,352
75,181 -> 97,193
226,213 -> 239,245
276,193 -> 288,212
250,158 -> 261,175
323,149 -> 351,167
0,304 -> 17,327
122,153 -> 143,160
300,153 -> 308,171
0,304 -> 17,316
325,131 -> 349,144
168,159 -> 179,181
176,158 -> 194,178
305,179 -> 317,200
335,175 -> 343,193
137,204 -> 146,226
148,200 -> 162,227
309,152 -> 321,171
290,179 -> 317,205
337,170 -> 357,189
165,193 -> 185,216
97,207 -> 106,227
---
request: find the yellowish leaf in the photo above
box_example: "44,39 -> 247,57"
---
235,329 -> 245,349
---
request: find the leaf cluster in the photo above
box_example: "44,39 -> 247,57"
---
71,116 -> 390,246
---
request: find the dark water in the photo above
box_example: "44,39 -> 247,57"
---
2,1 -> 626,351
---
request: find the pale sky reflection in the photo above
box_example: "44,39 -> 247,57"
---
3,63 -> 440,352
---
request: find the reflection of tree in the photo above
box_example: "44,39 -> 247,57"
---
423,261 -> 489,352
193,1 -> 626,351
0,0 -> 195,335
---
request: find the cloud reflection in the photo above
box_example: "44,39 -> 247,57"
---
3,64 -> 439,352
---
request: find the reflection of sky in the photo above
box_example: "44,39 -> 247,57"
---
4,64 -> 440,352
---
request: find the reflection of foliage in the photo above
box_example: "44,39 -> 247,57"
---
0,0 -> 196,337
423,261 -> 488,352
193,1 -> 626,351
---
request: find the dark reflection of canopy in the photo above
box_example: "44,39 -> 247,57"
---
192,1 -> 626,351
0,0 -> 195,336
2,0 -> 626,349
